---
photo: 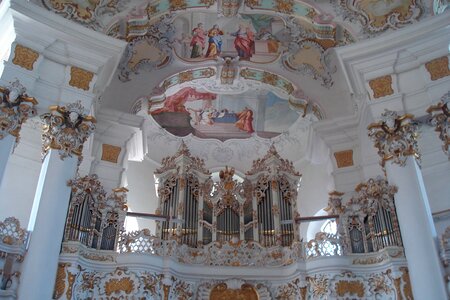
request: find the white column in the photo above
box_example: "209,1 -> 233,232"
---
17,150 -> 77,300
0,134 -> 15,186
386,156 -> 447,299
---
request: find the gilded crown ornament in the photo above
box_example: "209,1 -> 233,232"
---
41,100 -> 96,160
0,80 -> 38,141
427,91 -> 449,159
368,109 -> 420,167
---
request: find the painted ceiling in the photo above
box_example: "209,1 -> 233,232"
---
34,0 -> 438,143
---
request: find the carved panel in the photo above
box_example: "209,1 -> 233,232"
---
12,45 -> 39,70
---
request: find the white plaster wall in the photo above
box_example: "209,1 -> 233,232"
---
124,159 -> 160,234
297,160 -> 334,241
0,125 -> 41,226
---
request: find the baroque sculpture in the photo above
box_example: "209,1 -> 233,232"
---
0,80 -> 38,142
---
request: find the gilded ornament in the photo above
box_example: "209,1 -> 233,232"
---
169,0 -> 187,10
262,71 -> 279,86
0,80 -> 38,141
337,0 -> 422,33
427,92 -> 449,159
41,100 -> 96,160
244,0 -> 259,8
178,71 -> 194,83
210,283 -> 258,300
69,67 -> 94,91
400,267 -> 413,299
104,277 -> 134,295
199,0 -> 216,7
369,75 -> 394,99
12,45 -> 39,70
274,0 -> 294,14
425,56 -> 450,81
239,68 -> 257,79
53,263 -> 67,299
66,271 -> 76,300
368,110 -> 420,166
101,144 -> 122,163
334,150 -> 353,168
308,275 -> 328,298
335,280 -> 365,297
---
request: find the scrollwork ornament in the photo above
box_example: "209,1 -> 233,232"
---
427,91 -> 450,159
0,80 -> 38,142
367,109 -> 420,167
41,100 -> 96,160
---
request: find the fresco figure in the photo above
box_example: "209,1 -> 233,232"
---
230,24 -> 255,59
205,25 -> 224,58
235,107 -> 254,133
190,23 -> 206,58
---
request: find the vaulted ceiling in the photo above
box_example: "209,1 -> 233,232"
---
34,0 -> 435,156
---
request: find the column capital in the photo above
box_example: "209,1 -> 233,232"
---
41,100 -> 95,160
368,109 -> 420,167
0,79 -> 38,142
427,91 -> 449,159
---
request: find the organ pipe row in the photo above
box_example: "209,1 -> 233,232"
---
63,175 -> 128,251
327,178 -> 403,254
155,143 -> 301,248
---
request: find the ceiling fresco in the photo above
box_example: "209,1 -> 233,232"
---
146,86 -> 318,141
36,0 -> 437,127
37,0 -> 431,85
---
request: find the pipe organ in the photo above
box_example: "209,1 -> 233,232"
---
327,178 -> 403,254
155,143 -> 301,248
63,175 -> 128,250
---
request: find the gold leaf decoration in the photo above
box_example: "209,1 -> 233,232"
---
12,45 -> 39,71
69,66 -> 94,91
334,150 -> 354,168
210,283 -> 258,300
335,280 -> 365,297
274,0 -> 294,14
104,277 -> 134,296
369,75 -> 394,99
53,263 -> 67,299
101,144 -> 122,163
425,56 -> 450,81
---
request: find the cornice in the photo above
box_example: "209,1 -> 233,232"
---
334,13 -> 450,97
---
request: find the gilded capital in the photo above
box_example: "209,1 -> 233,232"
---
368,110 -> 420,167
427,91 -> 449,159
0,80 -> 38,142
325,191 -> 344,215
41,100 -> 96,160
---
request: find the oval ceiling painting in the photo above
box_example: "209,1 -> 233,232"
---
173,12 -> 287,63
149,87 -> 300,141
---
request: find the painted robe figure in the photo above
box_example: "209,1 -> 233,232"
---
205,24 -> 224,58
235,107 -> 254,133
190,23 -> 206,58
231,24 -> 255,60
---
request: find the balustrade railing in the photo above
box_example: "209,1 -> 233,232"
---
0,217 -> 27,296
305,232 -> 342,259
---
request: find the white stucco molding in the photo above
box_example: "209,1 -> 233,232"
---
2,0 -> 126,98
334,13 -> 450,111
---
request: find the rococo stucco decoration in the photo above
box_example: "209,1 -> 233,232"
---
41,100 -> 96,160
335,0 -> 423,34
427,91 -> 450,159
0,80 -> 38,142
368,109 -> 420,167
